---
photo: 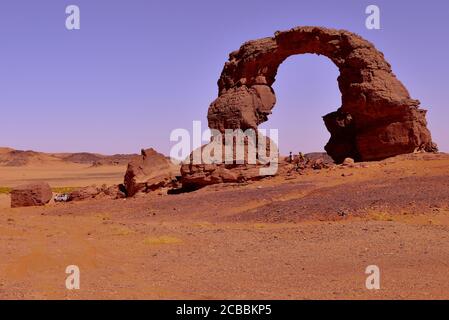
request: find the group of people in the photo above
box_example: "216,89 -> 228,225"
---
288,151 -> 309,172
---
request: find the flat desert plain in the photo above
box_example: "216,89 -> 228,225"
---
1,153 -> 449,299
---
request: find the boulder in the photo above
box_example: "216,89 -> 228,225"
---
103,185 -> 127,199
68,184 -> 126,202
180,134 -> 278,190
68,185 -> 102,201
124,148 -> 180,196
11,182 -> 52,208
181,163 -> 263,189
342,158 -> 355,166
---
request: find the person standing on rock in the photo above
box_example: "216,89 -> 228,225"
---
289,151 -> 293,163
295,152 -> 308,174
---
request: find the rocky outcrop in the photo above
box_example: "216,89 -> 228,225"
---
124,148 -> 180,196
10,182 -> 53,208
180,133 -> 279,189
68,184 -> 126,201
207,26 -> 437,163
181,163 -> 265,190
182,150 -> 338,188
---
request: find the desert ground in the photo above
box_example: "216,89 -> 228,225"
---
0,151 -> 449,299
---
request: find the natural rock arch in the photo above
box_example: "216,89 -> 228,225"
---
207,26 -> 436,162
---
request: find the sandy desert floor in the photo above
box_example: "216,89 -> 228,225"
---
0,153 -> 449,299
0,163 -> 126,189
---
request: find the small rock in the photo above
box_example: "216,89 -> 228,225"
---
337,210 -> 347,217
311,158 -> 328,170
342,158 -> 355,166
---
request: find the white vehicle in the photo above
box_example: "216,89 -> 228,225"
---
54,193 -> 70,202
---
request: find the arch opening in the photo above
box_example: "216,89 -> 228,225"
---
259,53 -> 340,156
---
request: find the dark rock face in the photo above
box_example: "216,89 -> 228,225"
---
207,26 -> 437,163
124,148 -> 180,197
10,182 -> 53,208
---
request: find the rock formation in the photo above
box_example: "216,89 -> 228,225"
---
181,162 -> 263,190
68,184 -> 126,201
10,182 -> 53,208
180,133 -> 278,189
207,26 -> 437,163
124,148 -> 180,196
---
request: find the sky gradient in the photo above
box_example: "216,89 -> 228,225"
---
0,0 -> 448,155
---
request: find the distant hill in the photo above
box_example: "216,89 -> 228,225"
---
0,149 -> 60,167
0,147 -> 14,154
0,147 -> 138,167
59,152 -> 104,164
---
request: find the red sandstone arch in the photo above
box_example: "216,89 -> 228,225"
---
207,26 -> 437,163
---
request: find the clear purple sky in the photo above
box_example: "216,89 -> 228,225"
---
1,0 -> 448,155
